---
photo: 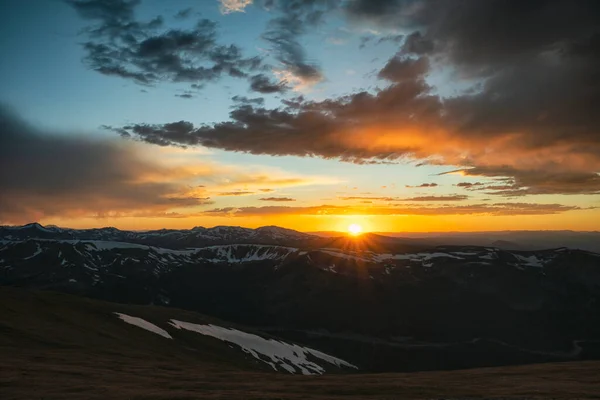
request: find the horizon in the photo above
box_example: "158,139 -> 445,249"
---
4,221 -> 600,235
1,0 -> 600,233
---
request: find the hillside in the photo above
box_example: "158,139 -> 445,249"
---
2,287 -> 600,399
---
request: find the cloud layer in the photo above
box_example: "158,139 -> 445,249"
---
67,0 -> 264,90
0,106 -> 211,223
106,0 -> 600,197
204,203 -> 581,217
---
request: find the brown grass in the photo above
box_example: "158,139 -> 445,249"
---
3,348 -> 600,399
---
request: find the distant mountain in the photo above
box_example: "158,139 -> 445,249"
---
0,223 -> 319,249
491,239 -> 523,250
366,230 -> 600,253
2,223 -> 600,372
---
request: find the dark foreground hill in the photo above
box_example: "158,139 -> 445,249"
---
2,287 -> 600,400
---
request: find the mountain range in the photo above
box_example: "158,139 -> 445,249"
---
2,223 -> 600,373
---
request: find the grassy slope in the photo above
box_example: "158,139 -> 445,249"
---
2,287 -> 600,400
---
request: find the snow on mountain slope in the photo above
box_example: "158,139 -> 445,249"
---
115,313 -> 172,339
196,244 -> 297,263
169,319 -> 357,375
0,223 -> 317,247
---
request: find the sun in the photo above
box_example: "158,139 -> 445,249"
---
347,223 -> 363,236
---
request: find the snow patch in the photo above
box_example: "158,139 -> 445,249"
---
23,243 -> 42,260
114,313 -> 172,339
199,245 -> 297,263
169,320 -> 357,375
512,254 -> 544,267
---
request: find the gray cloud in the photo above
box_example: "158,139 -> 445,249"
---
259,197 -> 296,202
232,95 -> 265,105
260,0 -> 335,87
174,8 -> 193,20
445,167 -> 600,196
105,0 -> 600,196
67,0 -> 263,89
0,106 -> 210,223
249,74 -> 288,93
456,182 -> 484,188
378,56 -> 429,83
359,33 -> 404,49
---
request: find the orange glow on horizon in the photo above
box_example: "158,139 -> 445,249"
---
32,207 -> 600,234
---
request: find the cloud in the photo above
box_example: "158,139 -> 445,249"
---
175,92 -> 195,99
174,8 -> 193,20
0,106 -> 213,224
259,197 -> 296,202
445,167 -> 600,196
232,95 -> 265,105
261,0 -> 334,89
456,182 -> 484,188
105,0 -> 600,196
215,191 -> 256,196
67,0 -> 262,89
406,183 -> 438,188
339,196 -> 396,201
220,0 -> 253,14
249,74 -> 288,93
203,202 -> 581,217
0,106 -> 340,224
378,56 -> 429,83
339,194 -> 465,202
400,31 -> 435,55
399,195 -> 468,202
359,33 -> 404,49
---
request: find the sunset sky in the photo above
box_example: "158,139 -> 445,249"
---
1,0 -> 599,232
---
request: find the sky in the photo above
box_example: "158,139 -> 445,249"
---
0,0 -> 599,232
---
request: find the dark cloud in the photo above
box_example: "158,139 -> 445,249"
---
110,77 -> 440,162
0,106 -> 209,223
175,92 -> 195,99
406,183 -> 438,188
174,8 -> 193,20
378,56 -> 429,83
401,31 -> 434,55
259,197 -> 296,202
359,33 -> 404,49
67,0 -> 263,89
103,121 -> 198,147
232,95 -> 265,105
261,0 -> 335,87
107,0 -> 600,197
446,167 -> 600,196
456,182 -> 484,188
203,202 -> 580,217
249,74 -> 287,93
